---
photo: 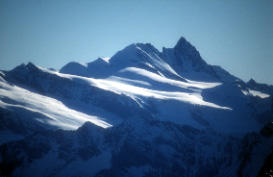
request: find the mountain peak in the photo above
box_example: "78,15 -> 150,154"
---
10,62 -> 39,74
174,36 -> 197,52
172,37 -> 208,71
60,61 -> 88,76
109,42 -> 160,66
58,36 -> 235,82
117,42 -> 159,56
135,42 -> 158,52
248,78 -> 257,85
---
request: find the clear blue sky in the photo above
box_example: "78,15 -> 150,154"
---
0,0 -> 272,84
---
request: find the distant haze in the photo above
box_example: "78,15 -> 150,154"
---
0,0 -> 272,84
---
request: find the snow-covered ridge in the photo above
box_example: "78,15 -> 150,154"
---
118,67 -> 221,90
0,80 -> 112,130
1,62 -> 235,132
60,37 -> 242,84
17,63 -> 231,109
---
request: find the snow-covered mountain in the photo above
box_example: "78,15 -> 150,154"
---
0,37 -> 272,177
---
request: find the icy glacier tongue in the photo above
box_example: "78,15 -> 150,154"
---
0,36 -> 273,177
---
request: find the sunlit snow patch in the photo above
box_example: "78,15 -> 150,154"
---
101,57 -> 111,63
93,78 -> 231,110
47,67 -> 230,110
119,67 -> 221,90
0,82 -> 112,130
241,89 -> 270,99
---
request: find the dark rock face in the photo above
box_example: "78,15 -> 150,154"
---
260,122 -> 273,137
247,78 -> 273,96
257,151 -> 273,177
174,37 -> 207,69
1,118 -> 270,177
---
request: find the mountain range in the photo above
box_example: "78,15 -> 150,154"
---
0,37 -> 272,177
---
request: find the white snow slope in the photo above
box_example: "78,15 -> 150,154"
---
0,80 -> 112,130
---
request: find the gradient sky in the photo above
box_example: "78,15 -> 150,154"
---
0,0 -> 272,84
